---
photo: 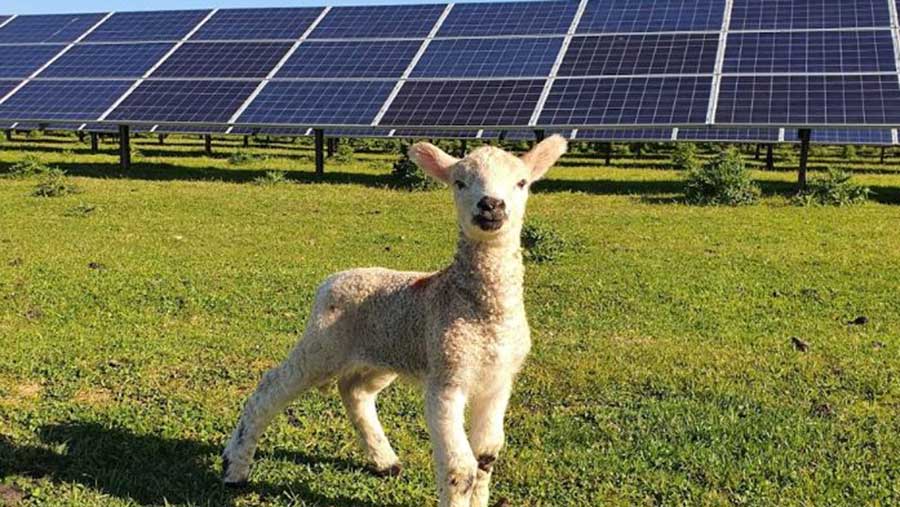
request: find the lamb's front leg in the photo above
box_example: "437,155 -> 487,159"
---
468,382 -> 512,507
426,383 -> 478,507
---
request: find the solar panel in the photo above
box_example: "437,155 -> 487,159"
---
231,126 -> 311,135
0,45 -> 64,78
677,127 -> 781,141
501,129 -> 574,141
325,127 -> 393,137
84,10 -> 211,42
106,80 -> 259,123
190,7 -> 324,41
436,0 -> 577,36
153,42 -> 293,78
411,37 -> 562,79
0,13 -> 106,43
715,75 -> 900,125
0,80 -> 20,98
392,128 -> 483,139
309,4 -> 445,39
0,80 -> 132,121
40,43 -> 174,78
783,128 -> 894,145
559,34 -> 719,77
577,0 -> 725,34
153,124 -> 229,133
724,30 -> 896,73
277,40 -> 421,79
539,77 -> 712,126
236,81 -> 396,125
729,0 -> 889,30
380,79 -> 545,127
575,128 -> 674,140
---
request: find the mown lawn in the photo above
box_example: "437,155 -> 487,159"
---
1,133 -> 899,506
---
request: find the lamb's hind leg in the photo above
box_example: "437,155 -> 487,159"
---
338,367 -> 401,476
222,335 -> 343,486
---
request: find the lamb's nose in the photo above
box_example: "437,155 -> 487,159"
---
477,196 -> 505,212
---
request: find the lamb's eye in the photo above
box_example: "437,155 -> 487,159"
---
454,180 -> 467,190
517,179 -> 528,189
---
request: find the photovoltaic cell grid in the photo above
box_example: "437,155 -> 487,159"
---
677,127 -> 780,141
84,10 -> 211,42
0,80 -> 133,121
190,7 -> 324,41
729,0 -> 890,30
277,40 -> 422,79
41,43 -> 174,78
783,128 -> 894,144
577,0 -> 725,33
0,45 -> 64,78
309,4 -> 445,39
0,13 -> 106,43
154,42 -> 293,78
575,128 -> 674,140
724,31 -> 896,73
436,1 -> 577,36
559,34 -> 719,76
107,80 -> 260,123
237,81 -> 396,125
412,38 -> 563,79
0,80 -> 21,98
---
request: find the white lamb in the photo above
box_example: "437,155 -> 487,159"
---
222,135 -> 568,507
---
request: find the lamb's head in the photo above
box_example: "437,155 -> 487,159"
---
408,135 -> 567,243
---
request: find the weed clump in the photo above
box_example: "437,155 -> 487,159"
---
391,151 -> 442,191
521,221 -> 568,264
333,143 -> 354,163
4,156 -> 53,178
253,170 -> 289,186
32,168 -> 80,197
228,150 -> 266,165
793,168 -> 870,206
672,142 -> 700,171
684,148 -> 760,206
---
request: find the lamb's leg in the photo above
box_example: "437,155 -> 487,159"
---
338,367 -> 401,476
426,384 -> 478,507
468,382 -> 512,507
222,336 -> 341,485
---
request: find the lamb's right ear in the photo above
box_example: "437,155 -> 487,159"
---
408,142 -> 459,184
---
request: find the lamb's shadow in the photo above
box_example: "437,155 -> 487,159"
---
0,422 -> 402,507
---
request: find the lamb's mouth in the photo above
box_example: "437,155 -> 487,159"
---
473,214 -> 504,231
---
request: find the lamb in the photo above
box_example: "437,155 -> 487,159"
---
222,135 -> 568,507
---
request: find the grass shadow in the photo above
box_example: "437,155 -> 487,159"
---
0,422 -> 403,507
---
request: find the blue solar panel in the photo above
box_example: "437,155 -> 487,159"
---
0,45 -> 64,78
277,40 -> 420,78
729,0 -> 889,30
0,80 -> 22,98
782,128 -> 894,145
575,128 -> 674,140
107,80 -> 259,123
41,43 -> 173,78
437,1 -> 577,36
325,127 -> 394,137
724,31 -> 896,73
501,129 -> 573,141
153,42 -> 292,78
153,124 -> 229,133
381,79 -> 545,127
85,10 -> 211,42
190,7 -> 324,41
231,126 -> 310,135
559,34 -> 718,76
577,0 -> 725,33
237,81 -> 395,125
0,13 -> 106,43
0,80 -> 132,121
310,4 -> 445,39
392,128 -> 482,139
677,127 -> 781,141
716,75 -> 900,125
412,37 -> 562,79
539,77 -> 712,126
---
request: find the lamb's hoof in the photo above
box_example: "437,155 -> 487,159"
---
372,463 -> 402,478
222,455 -> 250,487
494,497 -> 511,507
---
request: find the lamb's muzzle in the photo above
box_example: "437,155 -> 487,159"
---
222,135 -> 568,507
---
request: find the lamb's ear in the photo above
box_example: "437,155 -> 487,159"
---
520,134 -> 567,181
408,142 -> 459,184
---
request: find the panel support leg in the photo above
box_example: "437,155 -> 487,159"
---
797,129 -> 811,190
243,135 -> 249,147
458,139 -> 467,158
534,129 -> 545,142
327,137 -> 335,157
205,134 -> 212,155
158,134 -> 166,145
90,132 -> 98,153
314,129 -> 325,176
77,131 -> 85,143
604,142 -> 612,166
755,144 -> 760,160
5,130 -> 12,142
766,144 -> 774,171
119,125 -> 131,171
880,146 -> 886,164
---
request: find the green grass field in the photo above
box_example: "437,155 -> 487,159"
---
1,133 -> 899,506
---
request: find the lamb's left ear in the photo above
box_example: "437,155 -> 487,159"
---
408,142 -> 460,184
520,134 -> 567,181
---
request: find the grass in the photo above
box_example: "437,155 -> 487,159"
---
1,133 -> 899,506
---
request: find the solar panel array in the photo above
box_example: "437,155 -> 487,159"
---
1,0 -> 900,131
